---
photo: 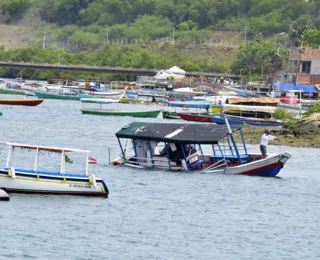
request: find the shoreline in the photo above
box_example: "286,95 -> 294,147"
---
237,126 -> 320,148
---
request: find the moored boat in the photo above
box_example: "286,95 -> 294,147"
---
210,114 -> 282,126
0,99 -> 44,106
112,121 -> 291,177
80,98 -> 162,118
0,142 -> 108,197
34,90 -> 80,100
177,112 -> 213,122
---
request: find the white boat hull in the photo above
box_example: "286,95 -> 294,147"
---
0,169 -> 108,197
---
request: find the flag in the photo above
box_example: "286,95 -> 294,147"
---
88,157 -> 97,165
65,154 -> 73,164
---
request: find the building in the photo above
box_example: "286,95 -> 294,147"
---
288,46 -> 320,85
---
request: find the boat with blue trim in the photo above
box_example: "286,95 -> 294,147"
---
0,142 -> 108,197
210,114 -> 283,126
112,120 -> 291,177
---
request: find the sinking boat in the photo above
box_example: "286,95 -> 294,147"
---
112,120 -> 291,177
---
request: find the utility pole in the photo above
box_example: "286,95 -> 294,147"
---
172,27 -> 175,45
244,29 -> 247,44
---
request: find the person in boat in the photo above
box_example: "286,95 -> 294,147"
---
152,96 -> 156,103
260,130 -> 276,158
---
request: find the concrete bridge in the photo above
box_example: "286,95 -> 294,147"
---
0,61 -> 240,79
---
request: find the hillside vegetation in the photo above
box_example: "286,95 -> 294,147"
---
0,0 -> 319,79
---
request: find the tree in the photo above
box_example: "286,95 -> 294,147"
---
232,41 -> 286,79
300,29 -> 320,48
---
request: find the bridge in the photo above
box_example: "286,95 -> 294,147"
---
0,61 -> 240,79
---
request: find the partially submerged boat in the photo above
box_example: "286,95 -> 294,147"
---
0,142 -> 108,197
80,98 -> 162,118
112,121 -> 291,177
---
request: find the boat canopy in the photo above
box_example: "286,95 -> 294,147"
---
225,97 -> 280,106
274,83 -> 319,93
115,122 -> 241,144
0,142 -> 89,153
222,104 -> 277,114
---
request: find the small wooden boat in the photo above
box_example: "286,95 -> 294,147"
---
210,114 -> 282,127
178,112 -> 212,122
0,99 -> 44,106
80,98 -> 162,118
112,120 -> 291,177
0,142 -> 108,197
0,88 -> 25,95
34,90 -> 80,100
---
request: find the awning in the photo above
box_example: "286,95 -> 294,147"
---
226,97 -> 280,106
274,83 -> 319,93
115,122 -> 241,144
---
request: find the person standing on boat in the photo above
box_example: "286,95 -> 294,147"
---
260,130 -> 276,158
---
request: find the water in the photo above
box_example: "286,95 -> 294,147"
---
1,98 -> 320,260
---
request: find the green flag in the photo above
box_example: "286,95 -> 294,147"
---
65,154 -> 73,164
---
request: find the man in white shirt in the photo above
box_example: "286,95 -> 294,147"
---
260,130 -> 276,158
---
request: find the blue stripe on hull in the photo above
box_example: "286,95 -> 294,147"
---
251,165 -> 282,177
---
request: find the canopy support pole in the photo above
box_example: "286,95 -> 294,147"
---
165,143 -> 171,170
199,144 -> 204,160
117,138 -> 125,159
227,138 -> 234,155
180,144 -> 188,170
240,129 -> 248,161
148,141 -> 154,168
217,143 -> 227,166
34,148 -> 39,171
133,140 -> 138,165
230,135 -> 242,165
6,146 -> 11,168
212,144 -> 216,155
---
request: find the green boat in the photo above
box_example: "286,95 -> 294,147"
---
0,89 -> 25,95
81,109 -> 162,118
80,98 -> 162,118
34,91 -> 80,100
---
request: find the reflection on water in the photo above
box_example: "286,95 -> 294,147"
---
0,98 -> 320,260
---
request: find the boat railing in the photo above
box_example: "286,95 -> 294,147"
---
202,159 -> 226,172
125,157 -> 182,169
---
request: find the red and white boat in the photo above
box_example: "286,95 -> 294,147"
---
112,119 -> 291,177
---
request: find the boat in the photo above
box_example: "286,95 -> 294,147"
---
210,114 -> 282,127
112,121 -> 291,177
80,89 -> 124,97
168,100 -> 212,109
34,90 -> 80,100
80,98 -> 162,118
0,99 -> 44,106
0,142 -> 108,197
177,112 -> 213,122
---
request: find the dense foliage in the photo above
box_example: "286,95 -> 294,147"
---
1,0 -> 319,46
0,0 -> 319,76
232,41 -> 287,78
0,44 -> 234,79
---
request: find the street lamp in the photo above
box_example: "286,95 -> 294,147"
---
274,32 -> 285,44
